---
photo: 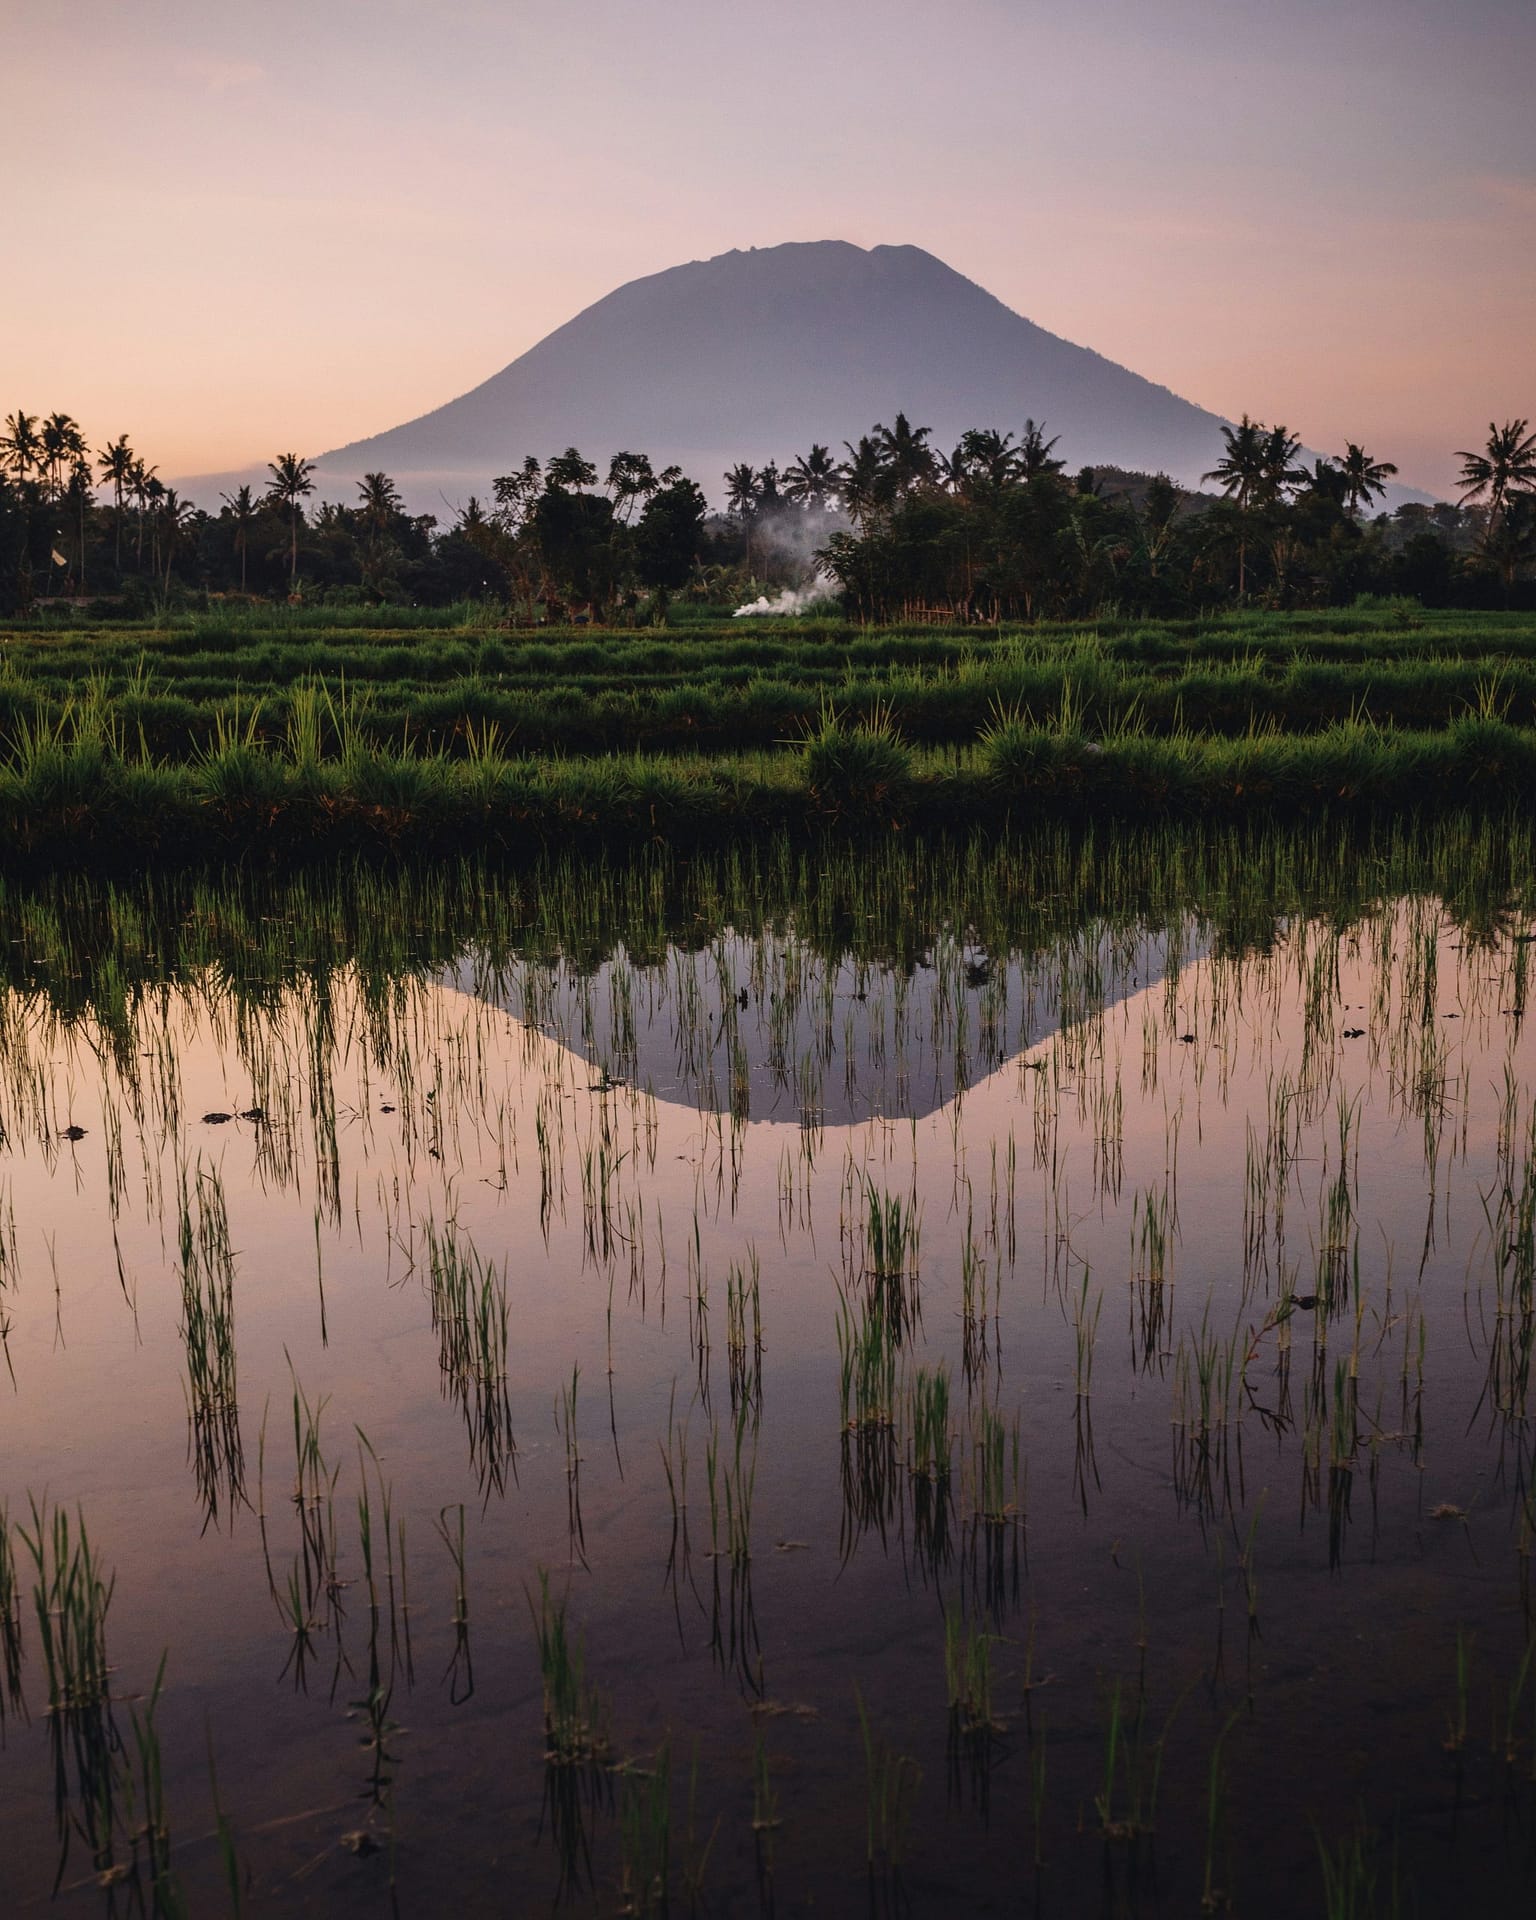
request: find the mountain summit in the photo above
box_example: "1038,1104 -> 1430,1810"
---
305,240 -> 1235,508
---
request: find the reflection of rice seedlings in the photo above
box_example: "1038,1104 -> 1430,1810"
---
724,1250 -> 763,1415
618,1737 -> 671,1918
1317,1094 -> 1360,1314
436,1503 -> 473,1704
0,1503 -> 25,1726
556,1366 -> 587,1567
177,1164 -> 245,1526
854,1685 -> 919,1872
529,1568 -> 608,1764
18,1498 -> 120,1883
423,1219 -> 516,1492
288,1368 -> 340,1616
705,1402 -> 756,1572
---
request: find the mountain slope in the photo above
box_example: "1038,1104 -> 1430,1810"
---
188,242 -> 1425,511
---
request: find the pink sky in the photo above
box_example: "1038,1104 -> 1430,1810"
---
4,0 -> 1531,498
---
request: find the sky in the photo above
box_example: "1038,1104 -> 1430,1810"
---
3,0 -> 1532,497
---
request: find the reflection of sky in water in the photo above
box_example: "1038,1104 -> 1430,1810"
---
0,899 -> 1532,1914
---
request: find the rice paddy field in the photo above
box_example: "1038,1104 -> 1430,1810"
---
2,819 -> 1536,1916
4,607 -> 1536,863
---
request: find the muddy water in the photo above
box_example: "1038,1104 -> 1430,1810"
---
0,889 -> 1533,1917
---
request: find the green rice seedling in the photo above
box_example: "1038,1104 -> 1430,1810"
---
863,1179 -> 920,1338
1201,1710 -> 1243,1914
1073,1269 -> 1103,1398
854,1684 -> 920,1871
528,1569 -> 607,1764
679,1739 -> 721,1906
1315,1813 -> 1388,1920
1443,1626 -> 1471,1755
750,1724 -> 779,1835
121,1652 -> 186,1916
908,1364 -> 952,1481
206,1731 -> 243,1919
944,1611 -> 999,1738
618,1737 -> 671,1918
834,1282 -> 898,1431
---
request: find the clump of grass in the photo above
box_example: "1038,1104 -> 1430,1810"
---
801,703 -> 912,819
619,1738 -> 671,1918
528,1569 -> 609,1764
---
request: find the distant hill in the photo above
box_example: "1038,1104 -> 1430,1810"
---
186,241 -> 1429,513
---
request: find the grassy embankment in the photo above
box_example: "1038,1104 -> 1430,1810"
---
2,604 -> 1536,865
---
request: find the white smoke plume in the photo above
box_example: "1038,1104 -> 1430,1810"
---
733,577 -> 838,617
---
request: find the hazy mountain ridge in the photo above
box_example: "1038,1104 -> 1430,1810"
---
184,241 -> 1429,512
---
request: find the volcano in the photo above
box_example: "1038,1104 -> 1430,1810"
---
196,242 -> 1404,511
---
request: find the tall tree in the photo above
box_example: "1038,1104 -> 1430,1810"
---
219,484 -> 258,592
547,447 -> 597,491
724,463 -> 763,571
606,450 -> 657,523
1016,419 -> 1065,481
0,411 -> 42,486
1456,419 -> 1536,527
40,413 -> 85,500
871,412 -> 937,495
1337,443 -> 1399,519
782,444 -> 842,511
264,452 -> 316,586
97,435 -> 135,568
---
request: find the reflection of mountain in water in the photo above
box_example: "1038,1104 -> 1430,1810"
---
449,921 -> 1195,1125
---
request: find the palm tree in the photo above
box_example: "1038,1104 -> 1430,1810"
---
220,484 -> 258,592
723,464 -> 762,518
130,459 -> 159,569
65,455 -> 94,591
264,452 -> 316,586
157,489 -> 199,594
97,435 -> 136,568
40,413 -> 85,500
839,436 -> 888,525
1258,424 -> 1305,503
1456,419 -> 1536,527
782,444 -> 842,511
0,411 -> 42,485
871,412 -> 937,494
947,428 -> 1018,496
1337,443 -> 1398,519
724,463 -> 762,571
1203,415 -> 1299,595
1017,420 -> 1065,481
1482,492 -> 1536,596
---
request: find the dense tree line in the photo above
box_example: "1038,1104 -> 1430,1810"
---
1,406 -> 1532,619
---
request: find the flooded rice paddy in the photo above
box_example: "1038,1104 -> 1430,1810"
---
1,825 -> 1535,1917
